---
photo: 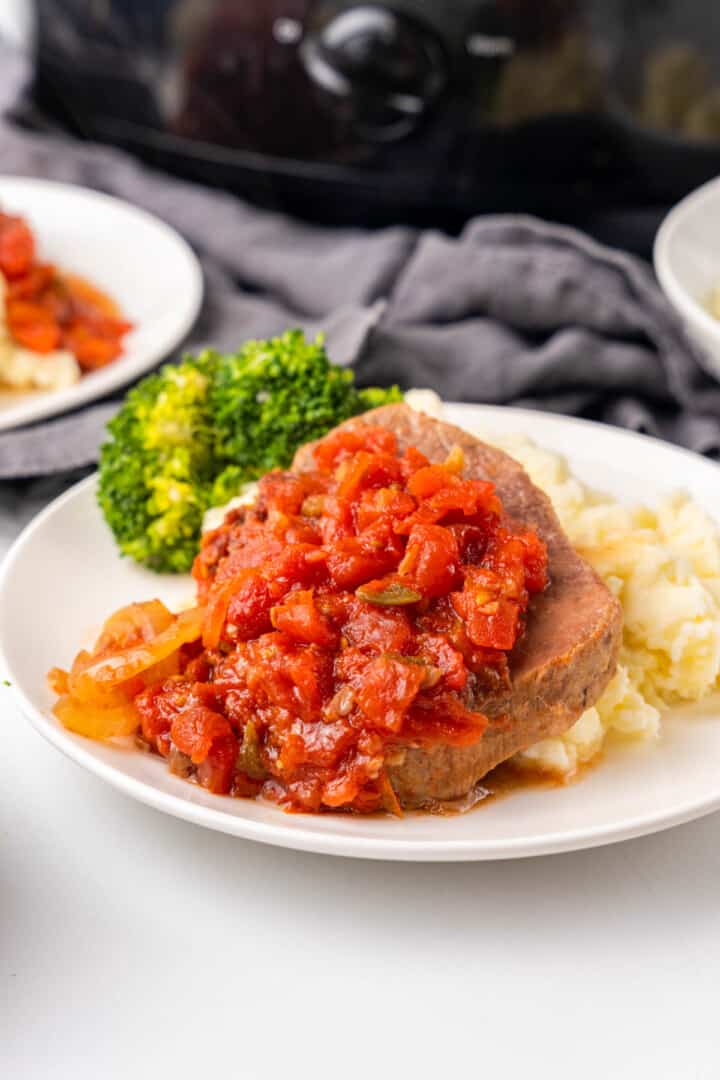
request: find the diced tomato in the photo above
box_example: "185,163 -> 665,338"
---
336,451 -> 403,501
258,471 -> 308,516
321,761 -> 376,809
314,587 -> 354,626
313,425 -> 398,471
170,706 -> 233,764
271,589 -> 338,649
357,513 -> 405,555
136,680 -> 191,751
226,572 -> 275,640
404,694 -> 488,746
6,300 -> 61,353
197,733 -> 238,794
452,569 -> 522,651
399,445 -> 430,481
407,464 -> 460,499
318,495 -> 355,544
218,633 -> 331,722
397,523 -> 460,598
325,536 -> 396,590
284,518 -> 322,547
334,646 -> 372,685
0,216 -> 35,278
213,521 -> 286,586
10,319 -> 61,354
354,654 -> 426,733
277,717 -> 356,771
414,632 -> 468,691
395,479 -> 499,534
283,646 -> 334,718
203,569 -> 272,649
342,600 -> 413,654
485,531 -> 530,600
264,543 -> 329,595
355,486 -> 416,531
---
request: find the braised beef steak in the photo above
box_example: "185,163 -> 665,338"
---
294,404 -> 623,807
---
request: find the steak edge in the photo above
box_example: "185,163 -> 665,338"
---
293,403 -> 623,808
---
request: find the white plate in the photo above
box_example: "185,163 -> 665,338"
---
0,177 -> 203,432
2,403 -> 720,861
654,175 -> 720,382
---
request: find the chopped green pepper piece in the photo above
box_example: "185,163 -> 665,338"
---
356,581 -> 422,606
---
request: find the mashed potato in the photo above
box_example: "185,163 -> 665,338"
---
0,274 -> 80,393
406,390 -> 720,776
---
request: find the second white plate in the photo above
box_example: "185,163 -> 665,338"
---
0,176 -> 203,432
2,404 -> 720,860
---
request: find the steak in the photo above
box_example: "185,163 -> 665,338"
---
293,403 -> 623,808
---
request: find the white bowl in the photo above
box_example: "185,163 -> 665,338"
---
654,175 -> 720,382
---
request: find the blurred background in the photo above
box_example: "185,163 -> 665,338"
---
5,1 -> 720,257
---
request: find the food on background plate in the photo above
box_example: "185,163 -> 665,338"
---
97,330 -> 401,573
49,404 -> 623,813
0,209 -> 131,393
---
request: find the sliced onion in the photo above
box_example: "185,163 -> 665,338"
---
94,599 -> 175,653
69,606 -> 204,703
53,694 -> 140,739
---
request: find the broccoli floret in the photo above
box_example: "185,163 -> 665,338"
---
98,356 -> 215,573
210,330 -> 390,479
98,330 -> 402,574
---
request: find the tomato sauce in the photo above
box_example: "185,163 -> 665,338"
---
0,211 -> 131,368
50,424 -> 548,814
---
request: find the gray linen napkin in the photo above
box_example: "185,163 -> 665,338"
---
0,41 -> 719,482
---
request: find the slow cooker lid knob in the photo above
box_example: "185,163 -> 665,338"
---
300,4 -> 447,139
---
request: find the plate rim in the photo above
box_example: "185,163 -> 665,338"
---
3,403 -> 720,861
0,175 -> 204,432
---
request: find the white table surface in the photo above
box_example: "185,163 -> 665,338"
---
2,489 -> 720,1080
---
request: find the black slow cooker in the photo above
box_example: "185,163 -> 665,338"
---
28,1 -> 720,250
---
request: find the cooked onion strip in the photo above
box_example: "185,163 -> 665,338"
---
70,606 -> 204,701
